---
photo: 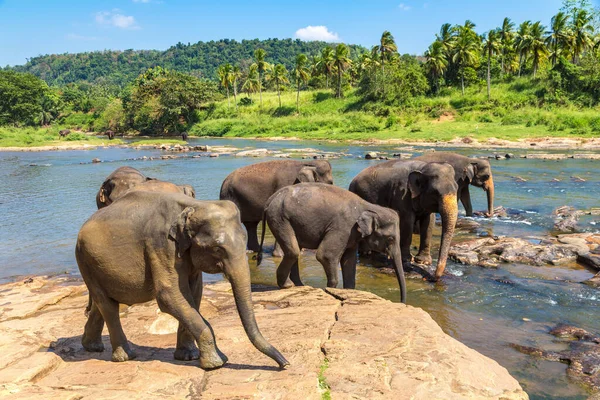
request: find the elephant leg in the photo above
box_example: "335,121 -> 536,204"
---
272,224 -> 299,289
341,245 -> 358,289
414,214 -> 434,265
316,236 -> 345,288
400,213 -> 416,269
245,221 -> 260,252
272,241 -> 284,257
289,259 -> 304,287
156,282 -> 226,369
82,300 -> 105,352
94,294 -> 136,362
461,185 -> 473,217
174,273 -> 203,361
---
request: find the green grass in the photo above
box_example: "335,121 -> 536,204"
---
0,126 -> 122,147
318,357 -> 331,400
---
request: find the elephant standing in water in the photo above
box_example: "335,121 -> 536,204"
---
349,160 -> 458,280
220,160 -> 334,252
76,191 -> 289,370
96,166 -> 195,209
415,152 -> 495,217
257,183 -> 406,303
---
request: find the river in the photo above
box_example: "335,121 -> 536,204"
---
0,138 -> 598,399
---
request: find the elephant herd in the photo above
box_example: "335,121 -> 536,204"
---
75,152 -> 495,370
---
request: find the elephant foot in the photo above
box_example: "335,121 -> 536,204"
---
112,345 -> 136,362
279,278 -> 295,289
414,254 -> 432,265
199,349 -> 228,370
174,347 -> 200,361
272,248 -> 284,258
82,338 -> 104,353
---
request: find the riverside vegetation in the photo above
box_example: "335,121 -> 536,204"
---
2,0 -> 600,147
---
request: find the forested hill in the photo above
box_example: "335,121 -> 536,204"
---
11,38 -> 367,87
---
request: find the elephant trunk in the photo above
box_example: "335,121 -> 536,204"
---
483,175 -> 495,217
390,246 -> 407,304
435,194 -> 458,280
225,258 -> 289,368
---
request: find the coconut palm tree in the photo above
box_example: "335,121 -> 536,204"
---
546,12 -> 570,66
293,53 -> 310,112
452,24 -> 479,95
379,30 -> 398,72
424,40 -> 448,93
483,29 -> 501,99
230,65 -> 241,111
333,44 -> 352,98
436,23 -> 456,57
499,18 -> 515,73
217,63 -> 233,108
570,9 -> 594,63
319,46 -> 335,89
243,64 -> 259,98
529,22 -> 548,78
515,21 -> 532,77
254,48 -> 268,107
265,63 -> 289,107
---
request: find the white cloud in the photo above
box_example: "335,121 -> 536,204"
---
95,10 -> 140,29
294,25 -> 340,42
398,3 -> 411,11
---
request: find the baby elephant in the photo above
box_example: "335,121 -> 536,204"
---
257,183 -> 406,303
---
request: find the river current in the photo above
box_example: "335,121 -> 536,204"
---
0,138 -> 598,399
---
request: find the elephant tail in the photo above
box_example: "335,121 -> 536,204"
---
84,295 -> 92,317
256,211 -> 267,267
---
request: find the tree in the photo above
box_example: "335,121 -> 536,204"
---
516,21 -> 532,76
254,48 -> 268,107
436,23 -> 456,57
530,22 -> 549,78
0,71 -> 55,126
243,64 -> 260,98
424,41 -> 448,93
231,65 -> 241,110
293,54 -> 310,112
379,31 -> 398,95
265,63 -> 289,107
483,29 -> 500,99
570,9 -> 594,63
452,22 -> 479,95
499,18 -> 515,73
333,44 -> 352,98
319,46 -> 335,89
217,63 -> 233,108
547,12 -> 571,66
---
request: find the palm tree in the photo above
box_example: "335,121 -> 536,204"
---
333,44 -> 352,98
293,53 -> 310,112
546,12 -> 570,66
319,46 -> 335,89
243,64 -> 259,98
452,23 -> 479,95
254,48 -> 268,107
499,18 -> 515,73
379,31 -> 397,95
515,21 -> 532,77
230,65 -> 241,111
570,9 -> 593,63
217,63 -> 233,108
483,29 -> 500,99
265,63 -> 289,107
424,40 -> 448,93
529,22 -> 548,78
436,23 -> 456,57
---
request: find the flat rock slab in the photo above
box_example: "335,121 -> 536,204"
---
0,276 -> 527,399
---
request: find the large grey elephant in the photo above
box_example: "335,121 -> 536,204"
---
220,160 -> 334,252
76,191 -> 289,370
415,152 -> 495,217
256,183 -> 406,303
96,166 -> 195,209
349,160 -> 458,281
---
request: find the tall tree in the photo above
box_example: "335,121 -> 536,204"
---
546,12 -> 571,66
483,29 -> 501,99
265,63 -> 289,107
217,63 -> 232,108
379,31 -> 397,95
320,46 -> 335,89
254,48 -> 268,107
570,9 -> 594,63
333,44 -> 352,98
242,64 -> 259,98
424,40 -> 448,93
293,53 -> 310,112
499,18 -> 515,73
516,21 -> 532,77
453,21 -> 479,95
529,22 -> 549,78
230,65 -> 241,110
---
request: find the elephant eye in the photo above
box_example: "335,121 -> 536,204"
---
482,174 -> 490,180
387,236 -> 394,244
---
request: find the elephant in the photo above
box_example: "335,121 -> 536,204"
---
415,152 -> 495,217
96,166 -> 195,209
181,132 -> 189,141
59,129 -> 71,139
106,130 -> 115,140
76,191 -> 289,370
349,160 -> 458,281
256,183 -> 406,303
220,160 -> 334,252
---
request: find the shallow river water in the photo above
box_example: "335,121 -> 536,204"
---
1,138 -> 599,399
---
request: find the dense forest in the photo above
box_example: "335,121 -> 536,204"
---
8,39 -> 366,87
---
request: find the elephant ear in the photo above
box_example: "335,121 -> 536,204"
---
97,180 -> 114,208
180,185 -> 196,198
357,211 -> 378,238
408,171 -> 426,199
168,207 -> 196,257
296,166 -> 318,183
463,163 -> 476,182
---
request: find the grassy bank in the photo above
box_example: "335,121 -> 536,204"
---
190,79 -> 600,142
0,126 -> 122,147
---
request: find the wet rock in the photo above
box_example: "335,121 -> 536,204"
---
273,153 -> 291,158
505,153 -> 515,159
473,206 -> 508,218
571,176 -> 587,182
512,324 -> 600,394
513,176 -> 528,182
195,145 -> 209,152
525,153 -> 568,160
0,276 -> 527,399
209,153 -> 219,158
91,158 -> 101,163
392,153 -> 412,159
573,153 -> 600,160
235,148 -> 269,157
554,206 -> 585,232
364,152 -> 378,160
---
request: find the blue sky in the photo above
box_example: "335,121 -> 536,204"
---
0,0 -> 582,66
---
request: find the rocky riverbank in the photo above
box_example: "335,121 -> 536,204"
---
0,275 -> 527,399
